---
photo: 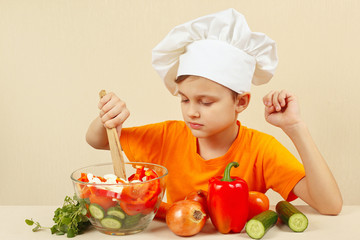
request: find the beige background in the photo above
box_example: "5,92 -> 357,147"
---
1,0 -> 359,206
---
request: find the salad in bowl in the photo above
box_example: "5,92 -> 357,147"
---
71,162 -> 168,235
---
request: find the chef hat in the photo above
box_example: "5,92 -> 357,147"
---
152,8 -> 278,95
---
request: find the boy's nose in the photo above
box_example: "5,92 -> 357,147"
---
187,104 -> 200,118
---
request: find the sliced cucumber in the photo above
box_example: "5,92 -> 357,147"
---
88,203 -> 105,220
107,207 -> 126,220
246,210 -> 278,239
123,214 -> 142,228
276,201 -> 308,232
100,216 -> 122,229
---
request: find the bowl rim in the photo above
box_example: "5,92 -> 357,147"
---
70,161 -> 168,185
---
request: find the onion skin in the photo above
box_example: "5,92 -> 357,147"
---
166,200 -> 206,236
185,189 -> 209,216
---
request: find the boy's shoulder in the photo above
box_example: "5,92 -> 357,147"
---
149,120 -> 186,130
128,120 -> 185,129
121,120 -> 189,143
163,120 -> 186,127
239,123 -> 276,145
138,120 -> 188,135
163,120 -> 189,133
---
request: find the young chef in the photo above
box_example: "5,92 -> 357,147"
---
86,9 -> 342,215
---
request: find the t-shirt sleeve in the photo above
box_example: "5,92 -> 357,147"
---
120,122 -> 168,166
263,137 -> 305,201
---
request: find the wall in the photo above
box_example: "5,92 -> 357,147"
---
1,0 -> 359,206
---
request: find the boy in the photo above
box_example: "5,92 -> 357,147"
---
86,9 -> 342,215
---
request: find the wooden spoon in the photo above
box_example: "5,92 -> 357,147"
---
99,90 -> 126,179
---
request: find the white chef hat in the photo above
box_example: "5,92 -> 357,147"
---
152,8 -> 278,95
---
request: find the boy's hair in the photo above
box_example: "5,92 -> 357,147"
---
175,75 -> 189,84
175,75 -> 239,101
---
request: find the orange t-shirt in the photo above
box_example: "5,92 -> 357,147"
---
120,120 -> 305,204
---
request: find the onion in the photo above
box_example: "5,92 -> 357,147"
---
185,189 -> 208,215
166,200 -> 206,236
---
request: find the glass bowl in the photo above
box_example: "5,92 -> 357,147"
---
70,162 -> 168,235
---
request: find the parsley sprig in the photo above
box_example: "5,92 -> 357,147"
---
26,195 -> 91,238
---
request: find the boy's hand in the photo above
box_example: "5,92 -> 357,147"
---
263,90 -> 302,130
98,92 -> 130,135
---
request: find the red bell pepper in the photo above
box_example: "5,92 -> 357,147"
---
78,173 -> 89,182
77,173 -> 91,198
145,168 -> 158,180
128,166 -> 146,181
207,162 -> 249,234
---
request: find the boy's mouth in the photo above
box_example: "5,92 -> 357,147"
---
188,122 -> 203,130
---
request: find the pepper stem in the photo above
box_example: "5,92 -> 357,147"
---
221,162 -> 239,182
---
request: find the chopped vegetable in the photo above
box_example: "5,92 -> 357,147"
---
88,194 -> 117,211
128,166 -> 146,181
276,201 -> 308,232
88,203 -> 105,219
246,210 -> 278,239
123,213 -> 142,228
100,216 -> 122,229
106,206 -> 126,219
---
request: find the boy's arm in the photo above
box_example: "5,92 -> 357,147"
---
86,116 -> 109,150
263,90 -> 343,215
86,92 -> 130,150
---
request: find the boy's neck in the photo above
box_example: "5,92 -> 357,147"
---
197,122 -> 239,160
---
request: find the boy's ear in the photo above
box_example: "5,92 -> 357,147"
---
235,92 -> 251,113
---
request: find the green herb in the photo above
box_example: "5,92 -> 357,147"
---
26,195 -> 91,238
25,218 -> 51,232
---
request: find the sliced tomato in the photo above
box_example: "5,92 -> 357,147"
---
120,174 -> 161,215
122,179 -> 160,201
120,194 -> 159,215
143,193 -> 159,214
121,182 -> 151,201
79,185 -> 91,199
89,186 -> 122,199
89,194 -> 117,210
120,201 -> 147,216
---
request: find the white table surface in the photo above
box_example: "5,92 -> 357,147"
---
1,205 -> 359,239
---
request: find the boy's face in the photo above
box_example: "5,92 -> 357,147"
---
177,76 -> 244,139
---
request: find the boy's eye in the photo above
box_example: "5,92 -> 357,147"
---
181,99 -> 189,103
200,101 -> 213,106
